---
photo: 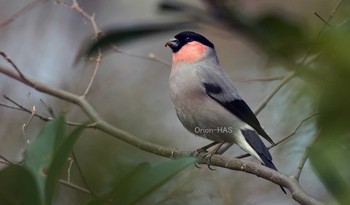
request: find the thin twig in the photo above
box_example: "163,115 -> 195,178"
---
22,105 -> 36,143
271,113 -> 319,148
292,131 -> 320,181
4,95 -> 28,110
0,96 -> 94,127
293,149 -> 309,181
58,0 -> 103,96
72,151 -> 97,197
0,102 -> 23,111
60,0 -> 171,69
0,0 -> 46,28
0,155 -> 13,165
59,179 -> 92,195
112,45 -> 171,67
236,113 -> 318,159
254,72 -> 296,115
40,98 -> 56,118
314,12 -> 334,28
234,75 -> 285,82
2,95 -> 50,121
299,0 -> 344,65
67,157 -> 74,182
0,101 -> 48,121
0,160 -> 8,165
24,105 -> 36,131
67,0 -> 102,35
58,0 -> 101,35
83,49 -> 102,96
0,52 -> 31,84
148,53 -> 171,67
60,179 -> 112,202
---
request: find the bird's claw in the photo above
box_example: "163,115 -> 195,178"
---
194,163 -> 202,168
191,149 -> 215,170
203,152 -> 216,170
190,147 -> 218,170
207,164 -> 215,170
192,142 -> 224,170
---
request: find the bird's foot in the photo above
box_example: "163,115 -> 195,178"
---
192,150 -> 216,169
203,141 -> 226,170
191,141 -> 225,170
191,148 -> 207,168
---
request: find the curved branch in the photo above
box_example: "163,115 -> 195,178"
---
0,64 -> 323,205
200,154 -> 323,205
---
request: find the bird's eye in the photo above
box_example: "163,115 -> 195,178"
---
186,37 -> 193,42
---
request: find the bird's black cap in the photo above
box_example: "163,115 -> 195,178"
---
165,31 -> 214,53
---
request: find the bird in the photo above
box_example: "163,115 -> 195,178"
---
165,31 -> 286,193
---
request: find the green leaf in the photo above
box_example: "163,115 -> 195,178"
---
23,115 -> 65,204
53,116 -> 66,153
114,158 -> 195,205
45,125 -> 85,205
0,165 -> 41,205
90,157 -> 196,205
309,135 -> 350,205
77,21 -> 193,60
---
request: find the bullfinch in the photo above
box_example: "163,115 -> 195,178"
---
165,31 -> 286,193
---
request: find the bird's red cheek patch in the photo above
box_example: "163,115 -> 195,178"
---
172,41 -> 207,63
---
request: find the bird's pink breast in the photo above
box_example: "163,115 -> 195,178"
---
172,41 -> 207,64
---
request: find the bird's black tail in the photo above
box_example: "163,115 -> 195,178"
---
241,129 -> 287,194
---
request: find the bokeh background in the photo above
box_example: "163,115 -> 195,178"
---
0,0 -> 348,204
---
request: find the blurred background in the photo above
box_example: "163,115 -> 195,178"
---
1,0 -> 349,204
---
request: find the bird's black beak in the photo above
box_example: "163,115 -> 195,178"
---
165,38 -> 179,52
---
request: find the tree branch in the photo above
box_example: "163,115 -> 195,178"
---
0,62 -> 323,205
202,154 -> 323,205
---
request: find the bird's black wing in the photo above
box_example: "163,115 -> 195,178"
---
200,69 -> 275,145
